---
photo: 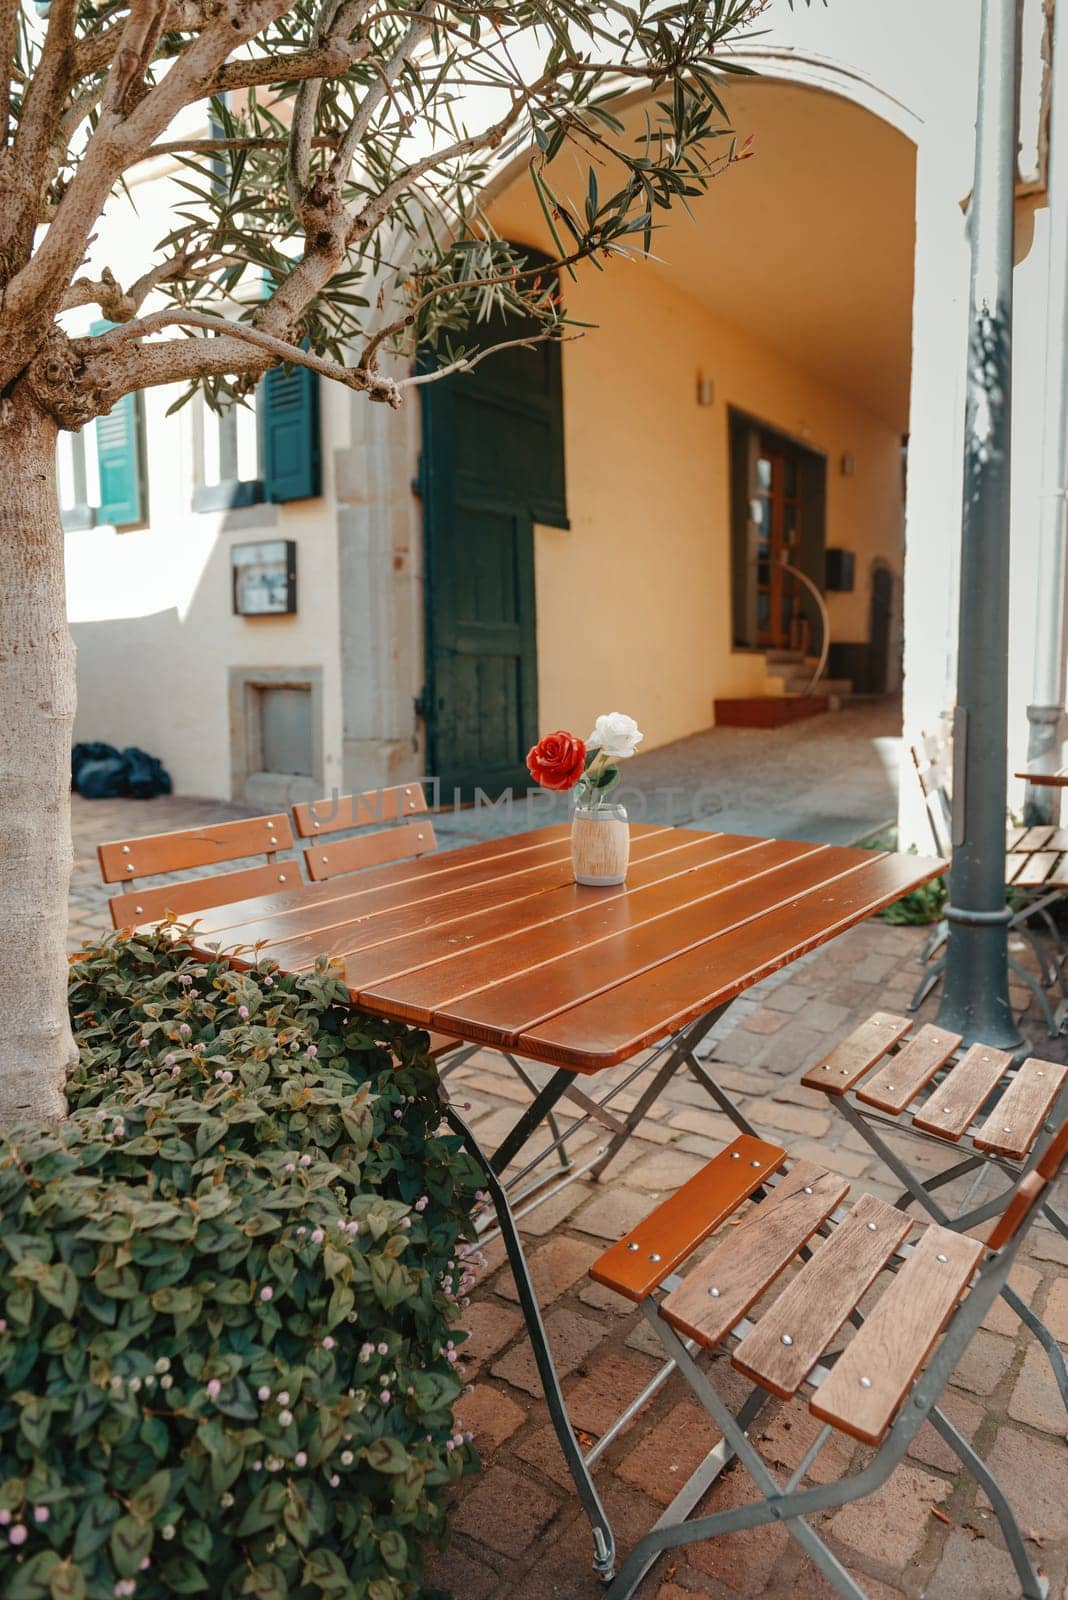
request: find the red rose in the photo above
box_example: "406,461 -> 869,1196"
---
526,730 -> 587,791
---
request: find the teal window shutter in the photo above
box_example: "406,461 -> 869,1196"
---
261,362 -> 321,502
90,319 -> 146,527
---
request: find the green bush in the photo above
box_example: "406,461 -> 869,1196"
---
0,928 -> 483,1600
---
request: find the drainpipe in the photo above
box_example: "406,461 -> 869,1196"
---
937,0 -> 1022,1048
1024,0 -> 1068,823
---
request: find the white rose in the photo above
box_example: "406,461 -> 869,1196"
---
587,712 -> 644,760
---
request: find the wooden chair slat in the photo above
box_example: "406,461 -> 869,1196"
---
588,1134 -> 786,1304
1003,852 -> 1029,885
1012,850 -> 1059,887
1018,825 -> 1056,852
659,1163 -> 848,1352
986,1118 -> 1068,1250
108,861 -> 301,928
292,784 -> 427,839
856,1023 -> 962,1114
972,1058 -> 1068,1160
912,1042 -> 1014,1141
800,1012 -> 911,1096
1048,827 -> 1068,851
303,820 -> 437,882
732,1194 -> 913,1399
810,1224 -> 983,1446
98,814 -> 293,882
1005,825 -> 1026,850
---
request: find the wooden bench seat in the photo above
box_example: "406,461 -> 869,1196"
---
291,783 -> 435,881
802,1013 -> 1067,1159
588,1143 -> 997,1448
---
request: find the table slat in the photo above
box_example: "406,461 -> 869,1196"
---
516,852 -> 943,1070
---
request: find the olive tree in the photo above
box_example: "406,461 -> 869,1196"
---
0,0 -> 757,1120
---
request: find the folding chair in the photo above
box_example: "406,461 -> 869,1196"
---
292,785 -> 598,1186
98,811 -> 302,927
909,730 -> 1067,1031
801,1010 -> 1068,1410
584,1120 -> 1068,1600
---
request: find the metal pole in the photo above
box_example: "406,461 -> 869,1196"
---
1024,0 -> 1068,823
937,0 -> 1021,1048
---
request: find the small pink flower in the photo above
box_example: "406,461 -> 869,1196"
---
206,1379 -> 221,1400
414,1196 -> 428,1212
322,1336 -> 335,1350
0,1509 -> 10,1525
32,1507 -> 49,1524
139,1039 -> 149,1050
8,1524 -> 27,1546
299,1153 -> 311,1167
259,1285 -> 274,1302
311,1228 -> 324,1244
0,1319 -> 7,1333
277,1390 -> 290,1406
179,1024 -> 191,1037
257,1386 -> 271,1401
239,1006 -> 249,1020
164,1053 -> 176,1066
379,1389 -> 391,1404
278,1409 -> 293,1427
264,976 -> 274,987
329,1473 -> 340,1487
393,1110 -> 403,1120
305,1044 -> 317,1058
294,1451 -> 307,1467
399,1217 -> 411,1230
377,1342 -> 388,1356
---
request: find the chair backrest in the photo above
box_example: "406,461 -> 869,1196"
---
910,726 -> 953,858
98,812 -> 299,927
987,1117 -> 1068,1251
291,783 -> 436,881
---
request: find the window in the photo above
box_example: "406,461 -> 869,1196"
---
192,367 -> 322,512
192,391 -> 265,512
57,429 -> 96,531
85,318 -> 148,530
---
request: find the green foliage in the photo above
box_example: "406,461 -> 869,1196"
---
878,875 -> 947,926
0,929 -> 483,1600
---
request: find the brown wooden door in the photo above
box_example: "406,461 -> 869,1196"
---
753,438 -> 803,648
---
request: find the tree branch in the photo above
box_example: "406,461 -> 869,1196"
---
209,35 -> 371,95
138,133 -> 342,161
2,0 -> 77,265
0,0 -> 18,145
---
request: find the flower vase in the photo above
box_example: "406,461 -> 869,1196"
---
571,800 -> 629,886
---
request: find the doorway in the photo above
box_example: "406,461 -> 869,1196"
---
419,251 -> 567,798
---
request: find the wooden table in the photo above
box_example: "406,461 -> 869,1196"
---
1015,749 -> 1068,786
185,820 -> 943,1580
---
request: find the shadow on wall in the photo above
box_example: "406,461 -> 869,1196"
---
72,609 -> 197,789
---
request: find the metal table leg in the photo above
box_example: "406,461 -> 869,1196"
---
444,1105 -> 617,1580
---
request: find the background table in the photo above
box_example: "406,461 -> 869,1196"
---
1016,748 -> 1068,786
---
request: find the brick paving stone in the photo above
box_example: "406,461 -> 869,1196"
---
741,1008 -> 789,1036
847,954 -> 899,985
564,1350 -> 661,1437
452,1465 -> 561,1555
906,1387 -> 984,1474
511,1421 -> 579,1490
514,1180 -> 592,1236
667,1107 -> 746,1143
786,1562 -> 907,1600
827,1463 -> 950,1567
752,1402 -> 857,1487
491,1307 -> 607,1395
745,1098 -> 831,1139
460,1302 -> 525,1375
975,1426 -> 1068,1539
579,1277 -> 637,1316
1041,1273 -> 1068,1342
1024,1225 -> 1068,1270
496,1235 -> 601,1306
710,1030 -> 770,1068
615,1401 -> 723,1508
950,1328 -> 1015,1397
764,985 -> 811,1014
422,1544 -> 501,1600
686,1464 -> 791,1594
459,1382 -> 529,1453
626,1147 -> 708,1193
980,1264 -> 1042,1338
572,1187 -> 653,1241
1008,1342 -> 1068,1435
923,1527 -> 1026,1600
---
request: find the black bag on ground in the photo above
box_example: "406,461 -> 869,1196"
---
72,742 -> 173,800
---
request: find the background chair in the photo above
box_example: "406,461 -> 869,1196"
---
98,812 -> 301,928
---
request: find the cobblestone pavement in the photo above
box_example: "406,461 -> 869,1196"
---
67,777 -> 1068,1600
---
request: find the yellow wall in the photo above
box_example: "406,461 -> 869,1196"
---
490,191 -> 907,750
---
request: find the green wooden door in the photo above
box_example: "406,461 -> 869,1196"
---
421,270 -> 566,799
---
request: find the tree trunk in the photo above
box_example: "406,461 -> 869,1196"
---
0,389 -> 76,1122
